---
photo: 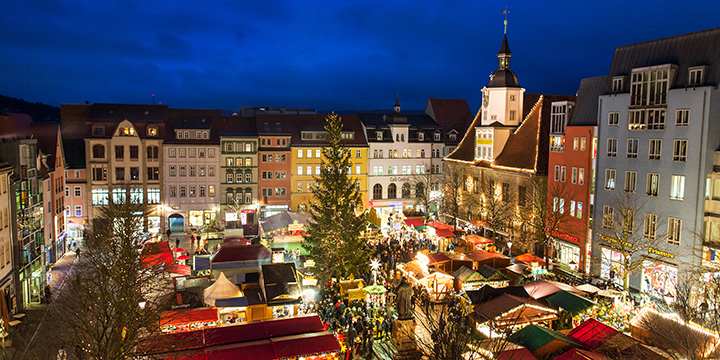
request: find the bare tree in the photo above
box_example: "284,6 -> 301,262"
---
522,177 -> 583,260
478,174 -> 515,247
47,199 -> 180,359
441,164 -> 469,231
407,166 -> 442,220
594,192 -> 667,295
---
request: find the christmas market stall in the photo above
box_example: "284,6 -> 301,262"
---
471,294 -> 558,337
259,211 -> 310,245
506,324 -> 582,359
464,234 -> 494,252
337,279 -> 366,301
398,258 -> 454,302
203,272 -> 242,307
159,307 -> 219,333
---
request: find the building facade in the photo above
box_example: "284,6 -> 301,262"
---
219,117 -> 259,236
63,139 -> 87,242
592,28 -> 720,296
256,116 -> 292,219
163,110 -> 221,234
0,164 -> 16,314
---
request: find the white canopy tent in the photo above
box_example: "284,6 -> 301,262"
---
203,272 -> 242,307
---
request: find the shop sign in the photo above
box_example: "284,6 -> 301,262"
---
303,259 -> 315,268
552,231 -> 579,244
288,220 -> 303,232
389,201 -> 406,207
263,205 -> 289,210
241,209 -> 255,213
389,176 -> 408,182
648,247 -> 675,259
601,235 -> 632,247
171,205 -> 181,210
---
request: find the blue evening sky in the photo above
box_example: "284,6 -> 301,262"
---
1,0 -> 717,112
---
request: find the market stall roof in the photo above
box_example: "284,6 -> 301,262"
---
505,263 -> 528,275
566,318 -> 640,353
160,307 -> 219,328
452,266 -> 476,282
554,348 -> 612,360
475,264 -> 508,282
222,237 -> 251,246
546,291 -> 595,313
496,347 -> 537,360
576,284 -> 602,294
215,297 -> 249,308
142,241 -> 174,267
426,221 -> 455,230
434,228 -> 455,238
514,253 -> 548,266
204,272 -> 242,307
466,250 -> 510,262
471,220 -> 489,227
465,285 -> 530,305
474,294 -> 557,327
161,291 -> 205,311
164,263 -> 192,276
465,234 -> 494,245
338,279 -> 366,295
523,280 -> 586,299
631,307 -> 720,359
210,245 -> 271,264
507,324 -> 582,355
399,260 -> 430,280
260,262 -> 302,306
427,253 -> 451,264
271,331 -> 341,359
404,218 -> 425,227
259,211 -> 309,233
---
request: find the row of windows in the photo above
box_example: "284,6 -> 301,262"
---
91,188 -> 161,205
168,148 -> 215,158
224,142 -> 254,153
226,191 -> 252,205
606,138 -> 687,161
261,138 -> 288,147
372,183 -> 422,200
0,208 -> 8,229
374,132 -> 447,142
65,186 -> 83,197
602,206 -> 681,246
65,205 -> 83,217
605,170 -> 684,200
92,145 -> 160,160
169,185 -> 215,198
226,173 -> 253,184
608,109 -> 689,129
225,158 -> 253,167
169,165 -> 215,177
261,171 -> 287,180
372,165 -> 426,176
551,197 -> 584,219
261,154 -> 287,163
176,130 -> 209,139
262,187 -> 287,197
554,165 -> 585,185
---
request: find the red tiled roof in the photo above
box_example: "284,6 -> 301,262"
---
210,245 -> 271,263
426,98 -> 473,144
492,97 -> 543,172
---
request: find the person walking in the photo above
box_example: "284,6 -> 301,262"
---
175,238 -> 180,248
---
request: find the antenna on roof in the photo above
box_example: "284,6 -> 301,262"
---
152,94 -> 155,105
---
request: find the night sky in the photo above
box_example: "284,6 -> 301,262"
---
1,1 -> 717,113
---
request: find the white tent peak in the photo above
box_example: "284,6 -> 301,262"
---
204,272 -> 242,307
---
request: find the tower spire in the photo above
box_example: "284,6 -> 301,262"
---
502,7 -> 509,34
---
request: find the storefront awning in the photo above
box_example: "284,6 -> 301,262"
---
404,218 -> 425,227
160,308 -> 219,328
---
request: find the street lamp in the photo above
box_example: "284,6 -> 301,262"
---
507,241 -> 513,258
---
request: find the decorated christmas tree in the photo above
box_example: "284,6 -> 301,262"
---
302,113 -> 370,280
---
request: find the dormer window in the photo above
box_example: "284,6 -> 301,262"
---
418,133 -> 424,141
612,76 -> 625,92
264,122 -> 270,132
176,131 -> 183,139
376,132 -> 383,141
449,134 -> 457,142
689,66 -> 705,86
147,126 -> 158,137
275,122 -> 282,132
120,127 -> 135,136
434,132 -> 441,141
92,124 -> 105,137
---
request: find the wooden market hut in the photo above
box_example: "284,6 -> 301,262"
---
466,249 -> 512,270
507,324 -> 582,359
472,293 -> 558,333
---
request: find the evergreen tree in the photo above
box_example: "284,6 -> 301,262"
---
302,113 -> 371,280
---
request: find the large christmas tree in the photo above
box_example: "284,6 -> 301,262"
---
302,113 -> 370,280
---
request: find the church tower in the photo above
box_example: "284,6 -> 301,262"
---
480,19 -> 525,127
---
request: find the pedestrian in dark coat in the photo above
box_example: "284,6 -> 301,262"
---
175,238 -> 180,248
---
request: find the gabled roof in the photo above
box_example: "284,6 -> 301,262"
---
507,324 -> 582,352
0,113 -> 34,140
452,266 -> 476,282
567,76 -> 608,127
218,115 -> 258,137
424,98 -> 473,144
608,27 -> 720,88
566,318 -> 620,350
60,103 -> 168,140
474,293 -> 557,324
465,285 -> 530,305
258,114 -> 368,147
29,123 -> 60,177
546,291 -> 595,313
211,245 -> 271,263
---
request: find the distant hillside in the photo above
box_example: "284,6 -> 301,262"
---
0,94 -> 60,123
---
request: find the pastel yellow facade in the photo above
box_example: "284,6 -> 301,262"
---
290,147 -> 368,214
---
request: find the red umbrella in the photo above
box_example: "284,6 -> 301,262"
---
173,248 -> 185,253
176,255 -> 189,261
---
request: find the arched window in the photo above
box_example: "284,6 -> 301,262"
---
92,144 -> 105,159
374,149 -> 378,158
420,149 -> 425,158
416,183 -> 425,198
388,183 -> 397,199
379,150 -> 383,158
393,150 -> 398,158
373,184 -> 383,199
402,183 -> 411,198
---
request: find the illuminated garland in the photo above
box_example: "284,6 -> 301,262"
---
490,95 -> 543,174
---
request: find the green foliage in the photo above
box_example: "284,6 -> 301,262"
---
302,113 -> 371,280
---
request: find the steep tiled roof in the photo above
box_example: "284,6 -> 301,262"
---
218,116 -> 258,137
29,124 -> 60,177
163,109 -> 223,144
62,139 -> 86,169
60,104 -> 92,139
425,98 -> 473,145
258,114 -> 368,147
492,96 -> 544,173
61,103 -> 168,140
567,76 -> 608,127
609,27 -> 720,88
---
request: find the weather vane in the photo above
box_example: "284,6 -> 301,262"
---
502,7 -> 509,34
